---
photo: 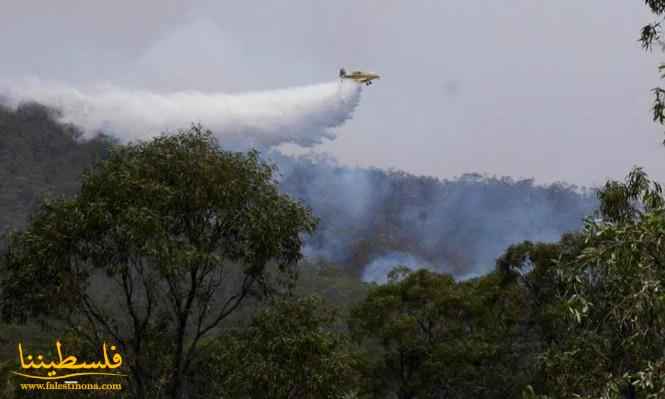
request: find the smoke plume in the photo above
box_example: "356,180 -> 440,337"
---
361,252 -> 434,284
276,154 -> 596,280
0,78 -> 362,147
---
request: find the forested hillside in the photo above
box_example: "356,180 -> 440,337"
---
0,103 -> 596,279
0,102 -> 113,238
279,156 -> 595,278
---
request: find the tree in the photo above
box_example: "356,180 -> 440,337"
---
511,2 -> 665,396
349,268 -> 525,399
0,126 -> 317,399
640,0 -> 665,141
514,168 -> 665,399
199,295 -> 359,399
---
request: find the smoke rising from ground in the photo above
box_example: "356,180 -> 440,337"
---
361,252 -> 434,284
276,153 -> 597,280
0,78 -> 362,147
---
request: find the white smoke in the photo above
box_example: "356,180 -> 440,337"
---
362,252 -> 435,284
0,78 -> 363,147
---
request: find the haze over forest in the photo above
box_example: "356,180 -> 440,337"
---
3,2 -> 665,399
0,102 -> 595,280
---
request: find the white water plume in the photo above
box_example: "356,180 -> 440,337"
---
0,78 -> 363,147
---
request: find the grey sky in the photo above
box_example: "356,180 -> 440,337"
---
1,0 -> 663,186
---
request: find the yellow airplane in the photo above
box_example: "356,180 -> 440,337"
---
339,68 -> 380,86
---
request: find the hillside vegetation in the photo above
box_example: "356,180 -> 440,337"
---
0,102 -> 113,238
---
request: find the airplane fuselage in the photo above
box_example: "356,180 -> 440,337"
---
339,69 -> 380,86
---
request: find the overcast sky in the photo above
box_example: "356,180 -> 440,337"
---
2,0 -> 664,186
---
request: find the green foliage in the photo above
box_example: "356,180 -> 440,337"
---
639,0 -> 665,140
350,268 -> 528,399
200,296 -> 359,399
293,260 -> 370,315
0,126 -> 317,399
518,168 -> 665,398
597,167 -> 664,223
